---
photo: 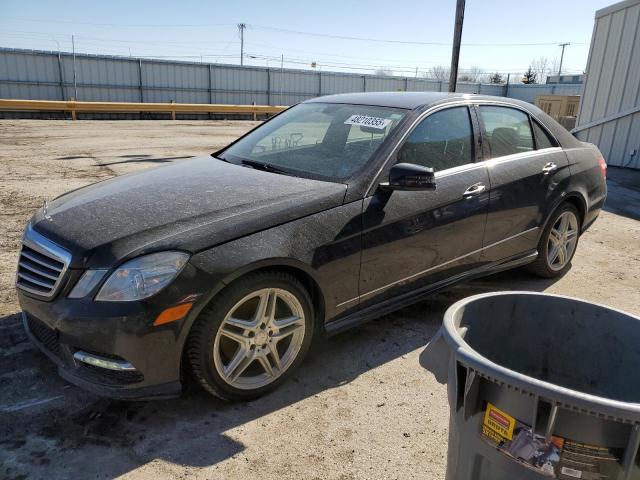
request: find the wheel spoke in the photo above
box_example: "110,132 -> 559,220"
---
557,244 -> 567,266
219,325 -> 249,345
266,292 -> 278,325
225,347 -> 254,382
558,214 -> 569,234
266,342 -> 282,371
566,229 -> 578,240
254,290 -> 276,324
225,316 -> 257,330
256,354 -> 275,377
272,323 -> 304,342
273,315 -> 303,329
549,228 -> 561,245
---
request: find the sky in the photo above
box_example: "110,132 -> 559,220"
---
0,0 -> 614,80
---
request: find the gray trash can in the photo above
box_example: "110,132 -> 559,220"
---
421,291 -> 640,480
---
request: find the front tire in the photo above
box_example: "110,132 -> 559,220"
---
526,203 -> 580,278
186,271 -> 314,401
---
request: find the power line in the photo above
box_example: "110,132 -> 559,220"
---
3,17 -> 589,46
0,29 -> 239,47
243,52 -> 582,75
3,17 -> 236,28
243,41 -> 445,65
248,24 -> 588,47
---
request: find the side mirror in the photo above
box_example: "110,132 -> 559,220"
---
380,163 -> 436,191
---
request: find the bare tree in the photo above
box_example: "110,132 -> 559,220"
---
426,65 -> 451,81
548,57 -> 561,77
530,56 -> 552,83
374,67 -> 394,77
458,66 -> 486,83
489,72 -> 504,84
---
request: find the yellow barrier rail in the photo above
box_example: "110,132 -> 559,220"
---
0,99 -> 288,120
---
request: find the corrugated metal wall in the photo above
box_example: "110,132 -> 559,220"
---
0,47 -> 582,119
575,0 -> 640,169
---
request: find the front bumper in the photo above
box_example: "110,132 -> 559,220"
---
17,282 -> 202,400
23,310 -> 181,399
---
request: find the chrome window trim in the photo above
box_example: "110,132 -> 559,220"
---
365,97 -> 563,197
335,226 -> 539,308
479,146 -> 564,169
16,223 -> 72,298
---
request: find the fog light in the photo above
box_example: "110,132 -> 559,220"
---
73,350 -> 135,371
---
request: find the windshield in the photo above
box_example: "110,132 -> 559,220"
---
219,102 -> 407,181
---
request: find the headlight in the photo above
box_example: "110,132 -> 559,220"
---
95,251 -> 189,302
68,269 -> 108,299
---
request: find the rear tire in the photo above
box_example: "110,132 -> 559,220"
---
526,203 -> 581,278
186,271 -> 314,401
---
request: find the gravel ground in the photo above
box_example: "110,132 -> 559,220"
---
0,120 -> 638,480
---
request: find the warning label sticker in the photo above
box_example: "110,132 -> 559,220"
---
344,114 -> 391,130
483,402 -> 516,440
479,402 -> 623,479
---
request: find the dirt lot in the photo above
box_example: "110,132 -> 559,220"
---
1,120 -> 639,480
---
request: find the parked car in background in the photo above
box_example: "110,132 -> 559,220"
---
16,92 -> 607,401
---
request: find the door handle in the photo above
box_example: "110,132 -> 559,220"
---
542,162 -> 558,174
463,183 -> 486,198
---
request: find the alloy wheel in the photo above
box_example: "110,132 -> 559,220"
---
213,288 -> 306,390
547,211 -> 579,271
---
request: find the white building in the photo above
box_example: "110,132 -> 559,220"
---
575,0 -> 640,169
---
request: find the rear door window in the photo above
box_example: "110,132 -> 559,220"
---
479,106 -> 534,159
531,120 -> 558,150
397,106 -> 474,172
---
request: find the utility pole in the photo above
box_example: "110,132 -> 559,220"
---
238,23 -> 246,66
558,42 -> 570,75
448,0 -> 466,92
72,34 -> 78,100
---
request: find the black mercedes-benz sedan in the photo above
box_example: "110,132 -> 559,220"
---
17,92 -> 607,400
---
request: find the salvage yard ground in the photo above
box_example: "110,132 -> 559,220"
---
1,120 -> 639,480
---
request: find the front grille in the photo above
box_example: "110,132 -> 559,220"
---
26,314 -> 62,358
16,224 -> 71,298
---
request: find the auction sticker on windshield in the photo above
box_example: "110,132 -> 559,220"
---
344,114 -> 391,130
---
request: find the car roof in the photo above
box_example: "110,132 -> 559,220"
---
304,91 -> 526,111
303,91 -> 582,149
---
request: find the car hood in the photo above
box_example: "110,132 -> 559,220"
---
31,157 -> 347,268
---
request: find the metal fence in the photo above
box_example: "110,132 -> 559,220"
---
0,48 -> 583,119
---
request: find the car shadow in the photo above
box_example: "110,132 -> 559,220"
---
0,269 -> 560,479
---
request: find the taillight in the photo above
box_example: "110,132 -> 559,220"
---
597,155 -> 607,179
